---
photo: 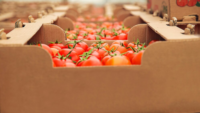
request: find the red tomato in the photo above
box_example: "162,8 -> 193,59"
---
51,48 -> 59,56
102,55 -> 111,65
95,49 -> 106,60
105,36 -> 112,40
109,44 -> 128,54
148,40 -> 158,45
59,49 -> 80,62
81,56 -> 102,66
187,0 -> 197,6
91,51 -> 101,60
177,0 -> 188,7
73,47 -> 85,55
105,56 -> 131,66
66,59 -> 73,63
77,36 -> 84,40
87,35 -> 96,40
118,33 -> 127,40
48,41 -> 64,49
77,42 -> 88,51
53,57 -> 66,67
112,40 -> 128,47
51,46 -> 61,50
132,50 -> 144,65
111,36 -> 119,40
104,30 -> 113,35
38,44 -> 54,57
66,63 -> 76,67
127,43 -> 137,50
124,50 -> 135,60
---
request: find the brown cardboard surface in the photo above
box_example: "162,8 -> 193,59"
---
35,17 -> 54,24
34,12 -> 67,24
0,23 -> 42,46
123,5 -> 141,11
113,6 -> 123,17
65,14 -> 77,22
170,0 -> 200,21
0,12 -> 14,21
54,17 -> 74,31
177,21 -> 200,25
66,8 -> 79,18
131,11 -> 163,23
52,12 -> 66,17
151,0 -> 169,17
116,10 -> 132,22
151,0 -> 200,21
1,24 -> 200,112
29,24 -> 65,45
123,16 -> 144,28
148,22 -> 200,41
54,6 -> 69,12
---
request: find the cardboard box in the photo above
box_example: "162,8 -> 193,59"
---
113,4 -> 141,22
147,0 -> 200,21
1,21 -> 200,112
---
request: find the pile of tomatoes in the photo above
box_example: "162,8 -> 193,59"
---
66,22 -> 130,40
34,40 -> 158,67
77,15 -> 116,22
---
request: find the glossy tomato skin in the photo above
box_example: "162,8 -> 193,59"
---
38,44 -> 54,57
81,56 -> 102,66
118,33 -> 127,40
51,46 -> 61,50
77,42 -> 88,51
148,40 -> 158,45
87,35 -> 96,40
66,59 -> 73,63
109,44 -> 128,54
132,50 -> 144,65
51,48 -> 59,57
66,63 -> 76,67
53,57 -> 66,67
112,40 -> 128,47
105,56 -> 131,66
177,0 -> 188,7
187,0 -> 197,6
103,51 -> 120,57
102,55 -> 111,65
124,50 -> 135,60
91,51 -> 101,60
111,36 -> 119,40
73,47 -> 85,55
59,49 -> 80,62
48,43 -> 64,49
95,49 -> 106,60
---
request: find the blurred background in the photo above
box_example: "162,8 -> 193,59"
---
1,0 -> 146,5
0,0 -> 146,33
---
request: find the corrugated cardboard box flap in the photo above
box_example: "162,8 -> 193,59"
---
123,5 -> 141,11
123,16 -> 144,28
148,22 -> 200,41
0,23 -> 42,46
131,11 -> 163,23
0,12 -> 14,21
54,6 -> 69,12
29,24 -> 66,45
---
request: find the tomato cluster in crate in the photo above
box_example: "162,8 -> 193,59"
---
77,15 -> 116,22
32,40 -> 158,67
66,22 -> 130,40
